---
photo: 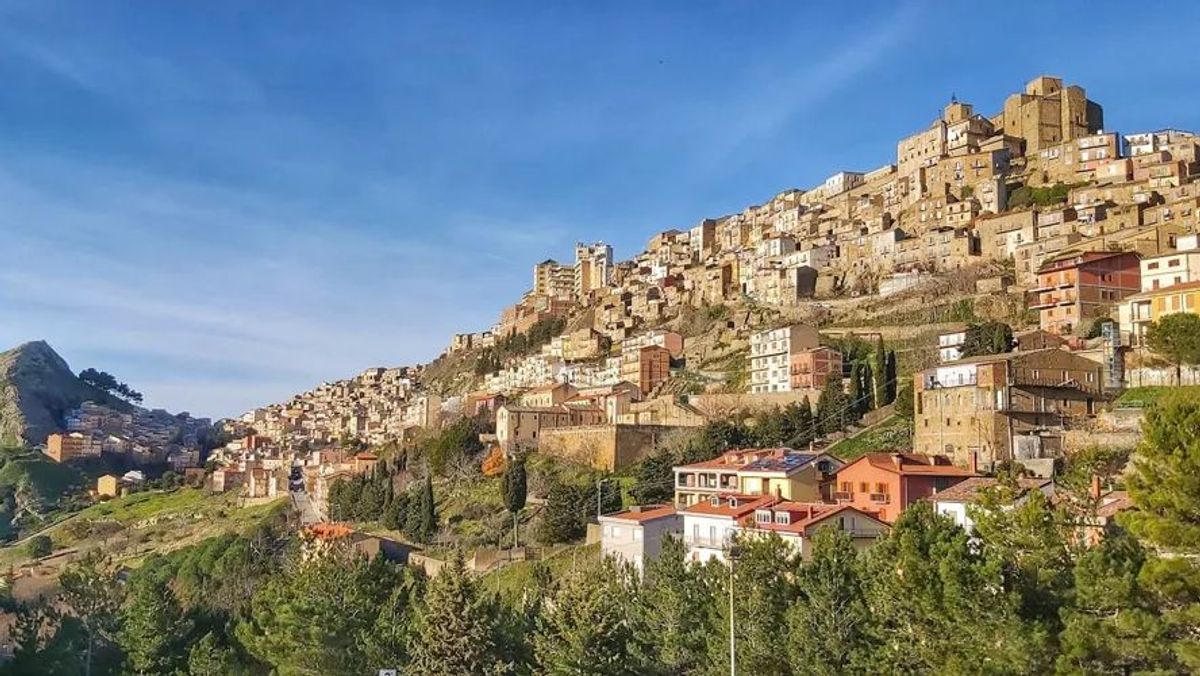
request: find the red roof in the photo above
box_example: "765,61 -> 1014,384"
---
749,503 -> 889,536
841,452 -> 976,477
604,504 -> 677,523
676,447 -> 799,471
929,476 -> 1051,503
681,494 -> 778,519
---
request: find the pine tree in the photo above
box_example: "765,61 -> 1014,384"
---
534,560 -> 644,674
707,534 -> 798,675
786,528 -> 873,675
861,501 -> 1045,673
782,400 -> 814,449
538,482 -> 588,544
58,551 -> 123,676
1123,391 -> 1200,669
409,553 -> 504,675
641,535 -> 713,674
118,577 -> 192,675
187,631 -> 242,676
1056,527 -> 1175,674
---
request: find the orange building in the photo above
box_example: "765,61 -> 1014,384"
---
620,345 -> 671,397
1029,250 -> 1141,335
44,432 -> 100,463
833,452 -> 976,522
789,346 -> 843,389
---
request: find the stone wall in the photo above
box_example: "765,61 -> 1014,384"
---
538,424 -> 691,471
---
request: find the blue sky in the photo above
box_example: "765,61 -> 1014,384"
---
2,1 -> 1198,418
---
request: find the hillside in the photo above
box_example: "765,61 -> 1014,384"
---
0,340 -> 130,446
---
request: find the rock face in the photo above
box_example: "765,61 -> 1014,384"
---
0,341 -> 128,446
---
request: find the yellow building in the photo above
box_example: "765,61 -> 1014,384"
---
1119,280 -> 1200,346
97,474 -> 122,498
672,449 -> 844,507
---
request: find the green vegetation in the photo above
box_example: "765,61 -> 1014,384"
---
838,297 -> 977,327
1146,313 -> 1200,384
1115,386 -> 1200,408
23,533 -> 52,558
960,320 -> 1014,358
1007,181 -> 1078,209
77,367 -> 143,404
473,316 -> 567,374
0,487 -> 288,568
10,388 -> 1200,675
826,415 -> 913,460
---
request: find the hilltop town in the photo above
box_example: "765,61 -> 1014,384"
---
8,71 -> 1200,674
201,75 -> 1193,502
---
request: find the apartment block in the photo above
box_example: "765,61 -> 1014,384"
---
749,324 -> 821,393
1028,251 -> 1141,335
575,242 -> 613,298
789,346 -> 843,389
533,259 -> 576,301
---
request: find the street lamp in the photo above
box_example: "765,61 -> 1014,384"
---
726,542 -> 743,676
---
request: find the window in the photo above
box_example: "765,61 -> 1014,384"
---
755,511 -> 771,524
858,482 -> 869,493
775,513 -> 790,525
1170,259 -> 1181,267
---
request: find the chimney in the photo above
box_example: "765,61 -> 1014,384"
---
1090,475 -> 1102,500
892,454 -> 903,469
968,451 -> 978,475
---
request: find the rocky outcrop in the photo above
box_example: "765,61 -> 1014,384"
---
0,341 -> 129,446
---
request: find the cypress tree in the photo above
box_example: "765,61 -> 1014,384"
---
873,336 -> 887,409
884,350 -> 898,404
416,476 -> 437,544
501,455 -> 527,549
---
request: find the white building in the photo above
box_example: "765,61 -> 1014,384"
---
1139,250 -> 1200,292
822,171 -> 865,196
937,329 -> 967,363
1124,129 -> 1195,157
748,324 -> 820,394
599,505 -> 680,573
932,477 -> 1055,533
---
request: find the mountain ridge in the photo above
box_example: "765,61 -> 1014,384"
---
0,340 -> 132,447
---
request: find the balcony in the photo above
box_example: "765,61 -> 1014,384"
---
869,493 -> 890,504
684,534 -> 732,550
833,491 -> 853,502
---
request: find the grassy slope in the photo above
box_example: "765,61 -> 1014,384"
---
1115,386 -> 1200,408
0,451 -> 84,505
0,487 -> 287,567
826,415 -> 913,461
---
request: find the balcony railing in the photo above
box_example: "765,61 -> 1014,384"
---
869,493 -> 890,504
833,491 -> 853,502
684,534 -> 732,550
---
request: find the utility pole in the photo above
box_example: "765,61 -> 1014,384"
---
596,478 -> 605,521
727,543 -> 741,676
